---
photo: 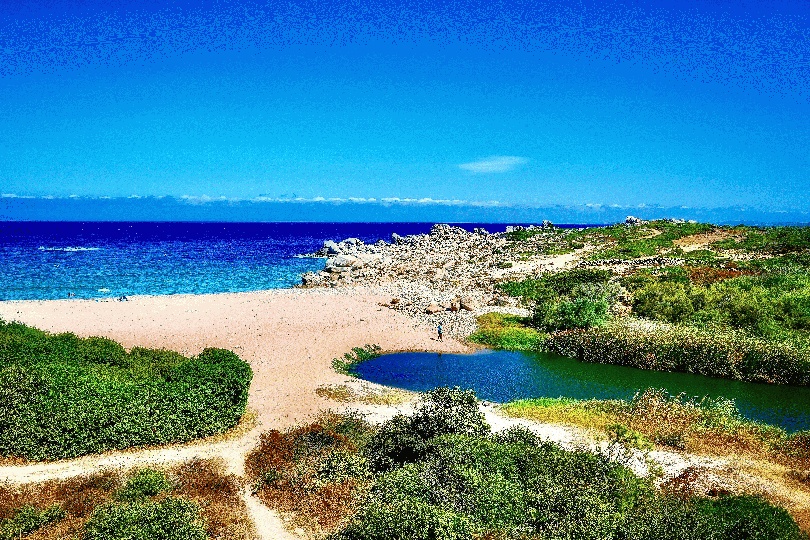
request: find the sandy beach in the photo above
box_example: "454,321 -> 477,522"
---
0,287 -> 469,430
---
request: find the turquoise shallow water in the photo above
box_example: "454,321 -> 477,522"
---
356,349 -> 810,432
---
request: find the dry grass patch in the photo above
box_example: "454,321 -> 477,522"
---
245,412 -> 373,537
0,460 -> 256,540
316,384 -> 413,406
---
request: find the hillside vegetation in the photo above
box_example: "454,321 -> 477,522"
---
246,388 -> 806,540
484,221 -> 810,385
0,320 -> 253,460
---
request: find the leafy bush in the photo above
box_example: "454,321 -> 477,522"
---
364,387 -> 489,472
0,321 -> 253,460
533,297 -> 610,331
83,497 -> 207,540
0,505 -> 65,540
499,269 -> 613,303
632,281 -> 696,323
246,396 -> 805,540
332,344 -> 382,376
115,469 -> 172,502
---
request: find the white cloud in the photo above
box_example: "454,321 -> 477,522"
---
459,156 -> 528,174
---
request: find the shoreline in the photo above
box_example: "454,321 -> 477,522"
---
0,287 -> 470,431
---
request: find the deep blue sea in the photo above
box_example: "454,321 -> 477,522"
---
0,221 -> 585,301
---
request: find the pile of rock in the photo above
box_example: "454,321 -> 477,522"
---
299,223 -> 561,337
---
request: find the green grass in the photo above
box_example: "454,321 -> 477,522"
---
0,320 -> 253,461
467,313 -> 547,351
332,344 -> 382,377
713,226 -> 810,254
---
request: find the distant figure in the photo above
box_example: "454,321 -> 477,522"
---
437,324 -> 443,342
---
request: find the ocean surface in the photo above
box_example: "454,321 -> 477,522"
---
0,221 -> 581,301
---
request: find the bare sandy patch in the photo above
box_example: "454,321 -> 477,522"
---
673,229 -> 741,251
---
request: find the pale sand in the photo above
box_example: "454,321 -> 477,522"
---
0,288 -> 468,430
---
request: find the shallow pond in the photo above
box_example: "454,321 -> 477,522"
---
355,349 -> 810,432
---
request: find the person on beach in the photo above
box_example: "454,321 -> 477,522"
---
437,323 -> 443,342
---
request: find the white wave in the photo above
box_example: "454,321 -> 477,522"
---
38,246 -> 102,252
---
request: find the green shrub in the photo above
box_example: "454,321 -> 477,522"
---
115,469 -> 172,501
534,297 -> 610,331
633,282 -> 695,323
364,387 -> 489,472
252,399 -> 804,540
499,269 -> 613,303
83,497 -> 206,540
0,505 -> 65,540
0,321 -> 253,460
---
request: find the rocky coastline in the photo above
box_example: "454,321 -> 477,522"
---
298,224 -> 568,338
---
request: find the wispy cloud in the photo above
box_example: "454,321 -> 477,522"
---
459,156 -> 528,174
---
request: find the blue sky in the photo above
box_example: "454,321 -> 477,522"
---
1,0 -> 809,221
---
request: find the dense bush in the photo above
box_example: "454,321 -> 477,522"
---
499,268 -> 613,303
498,269 -> 616,332
246,390 -> 805,540
546,319 -> 810,385
534,296 -> 610,331
364,387 -> 489,472
626,263 -> 810,340
0,504 -> 64,540
83,497 -> 207,540
0,321 -> 253,460
115,469 -> 172,502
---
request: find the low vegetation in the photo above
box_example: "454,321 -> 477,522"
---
0,460 -> 255,540
246,388 -> 806,539
503,388 -> 810,463
546,318 -> 810,385
467,312 -> 547,350
331,344 -> 382,377
0,320 -> 253,460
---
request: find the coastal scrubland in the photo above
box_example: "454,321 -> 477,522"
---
0,320 -> 253,460
0,460 -> 254,540
247,388 -> 806,539
473,222 -> 810,385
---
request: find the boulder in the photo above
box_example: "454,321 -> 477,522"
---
425,303 -> 443,314
541,220 -> 554,228
391,233 -> 405,245
459,296 -> 477,311
323,240 -> 342,255
625,216 -> 644,225
449,299 -> 460,312
356,253 -> 382,266
341,237 -> 362,246
300,272 -> 320,287
326,254 -> 360,269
